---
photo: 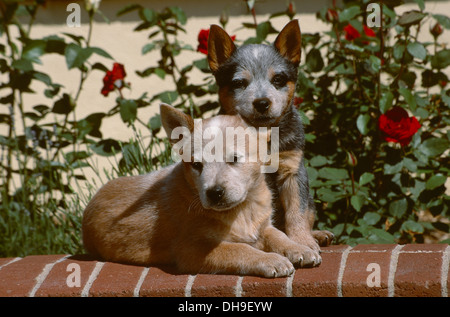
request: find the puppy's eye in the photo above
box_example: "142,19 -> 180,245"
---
271,74 -> 288,88
192,162 -> 203,172
231,79 -> 248,90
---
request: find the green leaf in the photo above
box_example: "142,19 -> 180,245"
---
379,91 -> 394,113
52,93 -> 74,114
88,47 -> 113,59
141,8 -> 157,24
158,91 -> 178,104
256,21 -> 273,41
142,43 -> 156,55
413,0 -> 425,11
389,198 -> 408,218
425,174 -> 447,190
154,68 -> 166,79
339,6 -> 360,22
90,139 -> 121,156
407,42 -> 427,60
309,155 -> 328,167
12,59 -> 33,72
170,7 -> 187,25
305,48 -> 324,73
22,40 -> 46,64
359,172 -> 375,186
364,212 -> 381,225
64,44 -> 93,69
318,167 -> 349,180
119,99 -> 137,123
351,194 -> 365,212
116,4 -> 142,16
398,87 -> 417,111
431,49 -> 450,69
418,138 -> 449,157
317,187 -> 342,203
397,10 -> 426,27
148,114 -> 162,132
401,220 -> 424,233
369,229 -> 395,243
356,114 -> 371,135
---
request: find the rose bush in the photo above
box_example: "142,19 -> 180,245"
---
0,0 -> 449,256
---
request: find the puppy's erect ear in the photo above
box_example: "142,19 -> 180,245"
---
208,25 -> 236,73
274,19 -> 302,67
160,103 -> 194,145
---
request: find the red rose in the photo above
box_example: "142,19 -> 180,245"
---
378,106 -> 421,146
293,97 -> 303,108
344,24 -> 360,41
363,25 -> 376,38
101,63 -> 126,97
197,29 -> 236,55
344,24 -> 376,41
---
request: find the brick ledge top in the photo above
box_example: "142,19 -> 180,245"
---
0,244 -> 449,297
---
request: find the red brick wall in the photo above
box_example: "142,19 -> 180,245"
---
0,244 -> 448,297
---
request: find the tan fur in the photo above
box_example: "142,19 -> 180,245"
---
207,21 -> 334,267
82,104 -> 314,277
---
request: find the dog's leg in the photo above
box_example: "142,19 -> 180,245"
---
177,241 -> 294,278
277,150 -> 324,257
260,225 -> 321,267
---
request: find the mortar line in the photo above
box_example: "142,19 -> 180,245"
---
29,255 -> 70,297
337,245 -> 352,297
81,261 -> 105,297
286,271 -> 295,297
0,257 -> 22,271
235,276 -> 244,297
184,275 -> 196,297
133,267 -> 150,297
441,245 -> 450,297
387,244 -> 404,297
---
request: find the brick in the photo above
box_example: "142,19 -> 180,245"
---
139,266 -> 190,297
0,258 -> 20,269
394,244 -> 447,297
88,262 -> 147,297
292,245 -> 349,297
342,244 -> 397,297
0,255 -> 66,297
191,274 -> 239,297
35,255 -> 100,297
241,276 -> 288,297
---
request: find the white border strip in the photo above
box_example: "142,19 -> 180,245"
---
133,267 -> 150,297
81,262 -> 105,297
441,245 -> 450,297
286,271 -> 295,297
0,257 -> 22,271
387,244 -> 404,297
184,275 -> 196,297
234,276 -> 244,297
29,255 -> 70,297
337,246 -> 352,297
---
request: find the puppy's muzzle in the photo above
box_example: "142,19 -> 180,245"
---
206,185 -> 225,204
253,98 -> 271,114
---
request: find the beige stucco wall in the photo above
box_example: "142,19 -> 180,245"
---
2,0 -> 449,192
13,0 -> 450,141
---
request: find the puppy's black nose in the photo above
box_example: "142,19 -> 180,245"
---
253,98 -> 271,114
206,185 -> 225,203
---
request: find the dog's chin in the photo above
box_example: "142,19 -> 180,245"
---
245,114 -> 277,128
202,196 -> 247,212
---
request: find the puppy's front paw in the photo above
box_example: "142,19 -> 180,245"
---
254,253 -> 294,278
312,230 -> 335,247
283,245 -> 322,268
